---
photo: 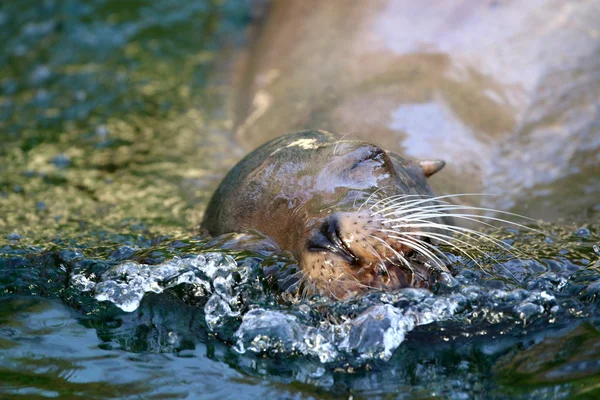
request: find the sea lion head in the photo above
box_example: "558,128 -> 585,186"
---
202,130 -> 449,299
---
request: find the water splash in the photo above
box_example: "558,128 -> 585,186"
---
72,253 -> 240,312
71,248 -> 575,365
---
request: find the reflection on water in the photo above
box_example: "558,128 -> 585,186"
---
0,297 -> 271,399
1,1 -> 600,399
496,323 -> 600,394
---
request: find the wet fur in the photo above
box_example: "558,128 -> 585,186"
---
202,130 -> 534,299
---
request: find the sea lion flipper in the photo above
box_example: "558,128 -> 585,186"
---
419,160 -> 445,178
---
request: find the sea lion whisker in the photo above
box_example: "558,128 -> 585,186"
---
297,271 -> 312,299
392,205 -> 537,227
374,198 -> 460,218
277,269 -> 305,290
384,211 -> 502,235
386,220 -> 527,271
366,237 -> 405,272
390,236 -> 448,271
301,269 -> 321,299
373,199 -> 448,217
317,255 -> 378,297
357,186 -> 389,212
386,219 -> 516,254
369,236 -> 409,264
371,192 -> 491,215
386,231 -> 487,272
343,272 -> 376,291
372,199 -> 448,218
279,268 -> 305,280
372,193 -> 510,217
399,229 -> 523,282
381,206 -> 542,238
369,235 -> 415,270
353,190 -> 380,212
396,213 -> 533,260
433,209 -> 545,236
385,213 -> 537,260
368,193 -> 438,212
384,235 -> 448,284
376,231 -> 447,271
361,239 -> 392,275
395,229 -> 504,266
332,132 -> 353,156
402,192 -> 498,203
378,201 -> 542,233
329,272 -> 375,297
378,231 -> 450,269
369,194 -> 435,212
325,282 -> 340,301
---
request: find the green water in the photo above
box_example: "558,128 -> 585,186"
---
1,1 -> 600,399
1,0 -> 246,244
0,1 -> 254,397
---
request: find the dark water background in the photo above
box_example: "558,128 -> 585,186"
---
1,1 -> 600,399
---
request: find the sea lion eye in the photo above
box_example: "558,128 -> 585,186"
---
348,147 -> 385,171
350,159 -> 365,170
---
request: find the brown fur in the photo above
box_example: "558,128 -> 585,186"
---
202,130 -> 447,299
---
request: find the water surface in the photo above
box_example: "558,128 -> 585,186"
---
1,1 -> 600,399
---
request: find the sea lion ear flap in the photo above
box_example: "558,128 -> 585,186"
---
419,160 -> 446,178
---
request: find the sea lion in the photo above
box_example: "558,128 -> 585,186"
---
202,130 -> 452,299
232,0 -> 600,221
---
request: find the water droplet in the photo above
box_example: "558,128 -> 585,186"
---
91,253 -> 238,313
50,153 -> 71,169
514,302 -> 544,322
574,227 -> 590,237
6,232 -> 21,240
30,65 -> 52,85
95,125 -> 109,137
71,274 -> 96,292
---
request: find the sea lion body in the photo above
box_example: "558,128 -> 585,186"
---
233,0 -> 600,220
203,1 -> 600,297
202,130 -> 448,298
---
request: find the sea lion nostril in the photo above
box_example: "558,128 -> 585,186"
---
308,217 -> 358,264
321,217 -> 344,249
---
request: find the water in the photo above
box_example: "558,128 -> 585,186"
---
2,1 -> 600,399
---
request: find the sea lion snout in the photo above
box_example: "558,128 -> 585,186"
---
300,211 -> 435,299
